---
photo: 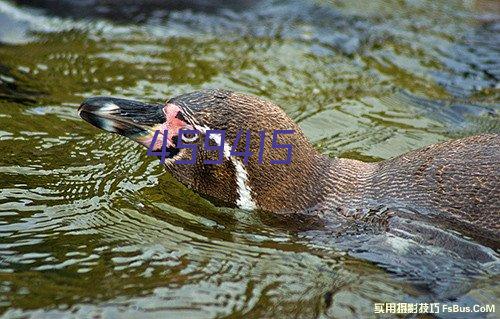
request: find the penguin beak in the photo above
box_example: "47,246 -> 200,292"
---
78,96 -> 168,146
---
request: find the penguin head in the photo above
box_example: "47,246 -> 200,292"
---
79,89 -> 328,212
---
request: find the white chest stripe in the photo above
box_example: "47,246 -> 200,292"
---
194,125 -> 257,210
231,157 -> 257,210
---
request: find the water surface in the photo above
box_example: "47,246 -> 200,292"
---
0,0 -> 499,318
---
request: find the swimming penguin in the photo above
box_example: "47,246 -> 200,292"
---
79,89 -> 499,246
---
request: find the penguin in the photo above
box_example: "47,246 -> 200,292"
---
79,89 -> 499,247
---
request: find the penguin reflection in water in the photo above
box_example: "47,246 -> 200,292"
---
79,89 -> 499,294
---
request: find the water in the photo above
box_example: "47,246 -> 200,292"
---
0,0 -> 499,318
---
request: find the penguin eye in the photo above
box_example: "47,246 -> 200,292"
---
181,132 -> 199,143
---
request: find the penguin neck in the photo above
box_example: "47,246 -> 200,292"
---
244,147 -> 374,213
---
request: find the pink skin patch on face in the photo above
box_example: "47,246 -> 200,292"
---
137,103 -> 191,150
